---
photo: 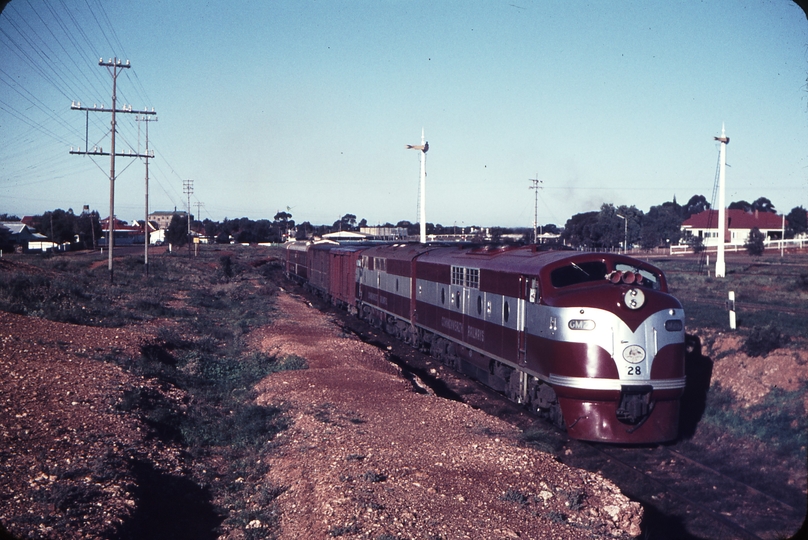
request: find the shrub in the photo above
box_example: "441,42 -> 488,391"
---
500,488 -> 529,505
744,227 -> 766,256
742,324 -> 787,357
361,470 -> 387,483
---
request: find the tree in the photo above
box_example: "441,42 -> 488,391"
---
0,224 -> 12,253
751,197 -> 775,213
165,214 -> 189,248
37,208 -> 78,247
728,200 -> 752,212
745,227 -> 766,256
295,221 -> 314,240
785,206 -> 807,238
561,211 -> 599,247
683,194 -> 710,219
75,210 -> 102,249
641,204 -> 683,249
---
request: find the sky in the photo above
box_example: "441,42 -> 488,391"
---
1,0 -> 807,229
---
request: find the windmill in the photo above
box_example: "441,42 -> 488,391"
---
406,129 -> 429,243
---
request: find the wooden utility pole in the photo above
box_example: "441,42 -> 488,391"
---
183,179 -> 194,255
70,58 -> 156,283
136,115 -> 157,275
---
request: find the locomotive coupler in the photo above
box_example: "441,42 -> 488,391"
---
616,385 -> 653,424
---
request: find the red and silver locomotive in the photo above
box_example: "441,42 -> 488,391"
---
286,241 -> 686,444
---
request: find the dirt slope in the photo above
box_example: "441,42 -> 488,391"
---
0,284 -> 644,539
251,292 -> 643,539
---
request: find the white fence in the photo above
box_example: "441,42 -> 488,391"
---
669,238 -> 808,256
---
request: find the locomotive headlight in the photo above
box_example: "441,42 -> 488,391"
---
623,288 -> 645,310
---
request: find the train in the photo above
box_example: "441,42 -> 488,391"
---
285,240 -> 686,444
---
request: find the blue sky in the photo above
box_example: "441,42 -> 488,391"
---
1,0 -> 807,229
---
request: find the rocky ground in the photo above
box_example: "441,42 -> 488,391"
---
0,272 -> 642,539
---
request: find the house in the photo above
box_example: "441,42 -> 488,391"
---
98,217 -> 144,246
681,209 -> 786,246
133,220 -> 163,245
0,222 -> 49,252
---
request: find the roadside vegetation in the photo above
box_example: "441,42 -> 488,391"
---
1,244 -> 806,535
0,246 -> 304,538
653,253 -> 808,508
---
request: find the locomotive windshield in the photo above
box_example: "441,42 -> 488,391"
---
550,261 -> 608,288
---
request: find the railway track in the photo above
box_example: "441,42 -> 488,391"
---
320,296 -> 806,540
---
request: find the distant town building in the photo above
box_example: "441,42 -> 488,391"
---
359,227 -> 408,240
148,210 -> 190,230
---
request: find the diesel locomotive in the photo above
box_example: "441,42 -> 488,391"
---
285,241 -> 686,444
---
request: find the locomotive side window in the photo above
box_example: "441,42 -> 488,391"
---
550,261 -> 608,288
451,266 -> 480,289
451,266 -> 464,285
466,268 -> 479,289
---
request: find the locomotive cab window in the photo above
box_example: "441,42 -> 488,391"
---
614,263 -> 661,290
550,261 -> 608,288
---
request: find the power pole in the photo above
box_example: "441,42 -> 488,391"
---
183,179 -> 194,254
136,115 -> 157,275
70,57 -> 156,283
195,201 -> 204,247
529,175 -> 543,244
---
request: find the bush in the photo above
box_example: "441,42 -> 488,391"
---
742,325 -> 787,357
744,227 -> 766,256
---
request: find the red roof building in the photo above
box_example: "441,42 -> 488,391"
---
681,209 -> 787,246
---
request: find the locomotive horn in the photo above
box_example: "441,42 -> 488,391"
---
608,271 -> 623,284
622,272 -> 636,284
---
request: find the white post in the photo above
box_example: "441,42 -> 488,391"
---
419,129 -> 427,244
781,214 -> 785,257
406,130 -> 429,244
715,124 -> 729,278
728,291 -> 736,330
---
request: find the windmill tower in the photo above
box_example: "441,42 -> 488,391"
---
406,129 -> 429,243
714,124 -> 729,278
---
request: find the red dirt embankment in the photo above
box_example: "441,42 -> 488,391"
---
251,292 -> 643,539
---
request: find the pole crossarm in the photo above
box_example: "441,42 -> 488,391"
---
70,102 -> 156,115
69,149 -> 155,158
